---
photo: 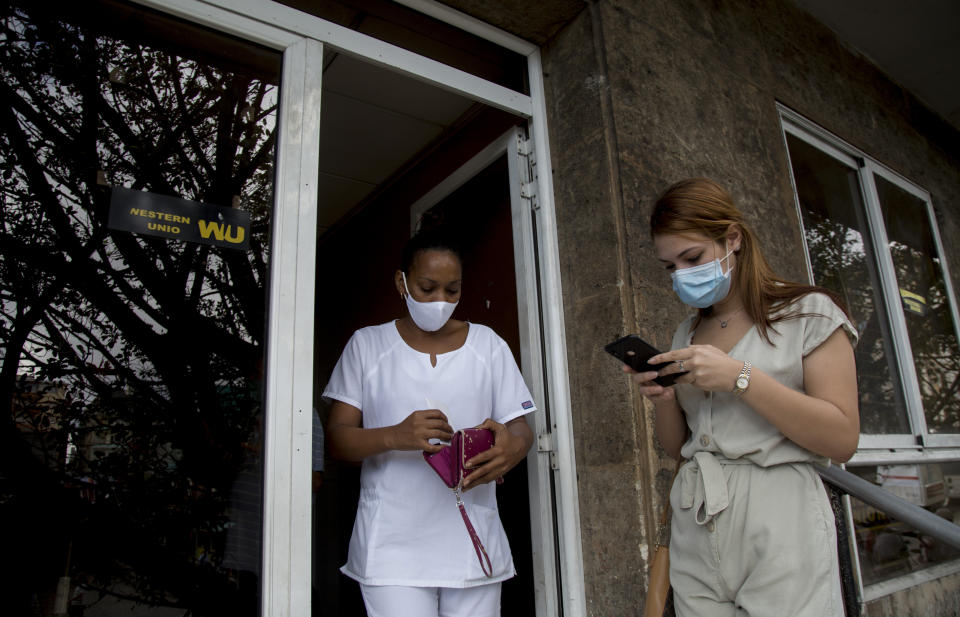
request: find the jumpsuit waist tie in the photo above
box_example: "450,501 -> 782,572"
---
678,451 -> 753,526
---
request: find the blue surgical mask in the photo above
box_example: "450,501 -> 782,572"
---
671,247 -> 734,308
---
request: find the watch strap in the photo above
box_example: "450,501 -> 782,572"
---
733,360 -> 752,396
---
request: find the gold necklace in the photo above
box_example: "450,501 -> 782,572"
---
715,307 -> 744,328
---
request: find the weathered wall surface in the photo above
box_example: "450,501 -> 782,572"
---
539,6 -> 662,613
539,0 -> 960,615
447,0 -> 960,615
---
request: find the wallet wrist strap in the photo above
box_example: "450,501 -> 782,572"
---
455,488 -> 493,577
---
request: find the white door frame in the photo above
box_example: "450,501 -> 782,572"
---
131,1 -> 584,615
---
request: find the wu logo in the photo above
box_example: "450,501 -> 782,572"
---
198,219 -> 246,244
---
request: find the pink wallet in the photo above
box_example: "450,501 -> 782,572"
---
423,428 -> 498,577
423,428 -> 495,490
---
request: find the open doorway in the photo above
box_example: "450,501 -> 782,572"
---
310,46 -> 537,615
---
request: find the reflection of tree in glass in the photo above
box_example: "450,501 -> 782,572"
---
1,5 -> 276,612
888,241 -> 960,434
801,211 -> 906,433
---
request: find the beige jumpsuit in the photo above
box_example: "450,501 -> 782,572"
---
668,292 -> 856,617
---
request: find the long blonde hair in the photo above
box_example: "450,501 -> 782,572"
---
650,178 -> 847,343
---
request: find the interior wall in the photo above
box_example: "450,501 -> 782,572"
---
460,0 -> 960,614
313,106 -> 520,393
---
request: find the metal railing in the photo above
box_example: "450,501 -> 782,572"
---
818,465 -> 960,550
817,464 -> 960,616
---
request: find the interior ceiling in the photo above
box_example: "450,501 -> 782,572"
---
317,51 -> 475,232
790,0 -> 960,131
286,0 -> 526,236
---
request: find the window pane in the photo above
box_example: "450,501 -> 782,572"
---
786,134 -> 910,434
874,176 -> 960,435
1,2 -> 280,614
850,463 -> 960,587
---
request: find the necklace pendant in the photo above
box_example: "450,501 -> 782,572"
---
720,320 -> 728,328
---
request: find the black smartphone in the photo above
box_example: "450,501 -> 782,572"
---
604,334 -> 687,387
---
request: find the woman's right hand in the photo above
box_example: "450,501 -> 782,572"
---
389,409 -> 454,453
622,364 -> 677,404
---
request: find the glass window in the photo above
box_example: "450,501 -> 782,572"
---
1,2 -> 280,614
785,127 -> 960,446
850,463 -> 960,586
874,175 -> 960,435
785,133 -> 910,435
782,110 -> 960,597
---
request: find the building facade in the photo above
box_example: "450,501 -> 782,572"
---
2,1 -> 958,616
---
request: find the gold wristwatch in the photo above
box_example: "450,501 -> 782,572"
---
732,361 -> 752,396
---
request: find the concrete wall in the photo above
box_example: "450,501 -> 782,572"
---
446,0 -> 960,615
539,1 -> 960,615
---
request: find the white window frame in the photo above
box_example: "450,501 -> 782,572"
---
779,104 -> 960,601
779,105 -> 960,457
130,1 -> 585,616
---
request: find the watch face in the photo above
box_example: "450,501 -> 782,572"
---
736,376 -> 749,389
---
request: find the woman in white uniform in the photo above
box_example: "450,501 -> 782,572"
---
626,178 -> 859,616
324,227 -> 535,617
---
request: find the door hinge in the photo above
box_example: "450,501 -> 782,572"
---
538,431 -> 558,470
517,134 -> 540,211
521,181 -> 538,200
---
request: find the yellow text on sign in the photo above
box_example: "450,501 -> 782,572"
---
198,219 -> 246,244
129,208 -> 191,224
899,288 -> 927,316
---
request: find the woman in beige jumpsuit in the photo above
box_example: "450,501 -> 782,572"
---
628,178 -> 859,617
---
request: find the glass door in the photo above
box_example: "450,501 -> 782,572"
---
1,2 -> 284,614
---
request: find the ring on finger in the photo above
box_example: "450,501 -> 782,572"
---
677,360 -> 684,371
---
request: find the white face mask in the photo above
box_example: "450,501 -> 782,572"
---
402,272 -> 458,332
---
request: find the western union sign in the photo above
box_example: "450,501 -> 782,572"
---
108,187 -> 251,250
899,288 -> 928,317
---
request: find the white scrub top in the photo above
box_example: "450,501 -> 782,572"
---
322,321 -> 536,588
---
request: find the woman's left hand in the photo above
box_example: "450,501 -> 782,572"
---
650,344 -> 743,392
462,417 -> 533,490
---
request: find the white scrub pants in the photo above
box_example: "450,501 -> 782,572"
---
360,582 -> 501,617
670,456 -> 844,617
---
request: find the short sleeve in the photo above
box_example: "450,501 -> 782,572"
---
322,331 -> 365,411
489,334 -> 536,425
798,293 -> 858,357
